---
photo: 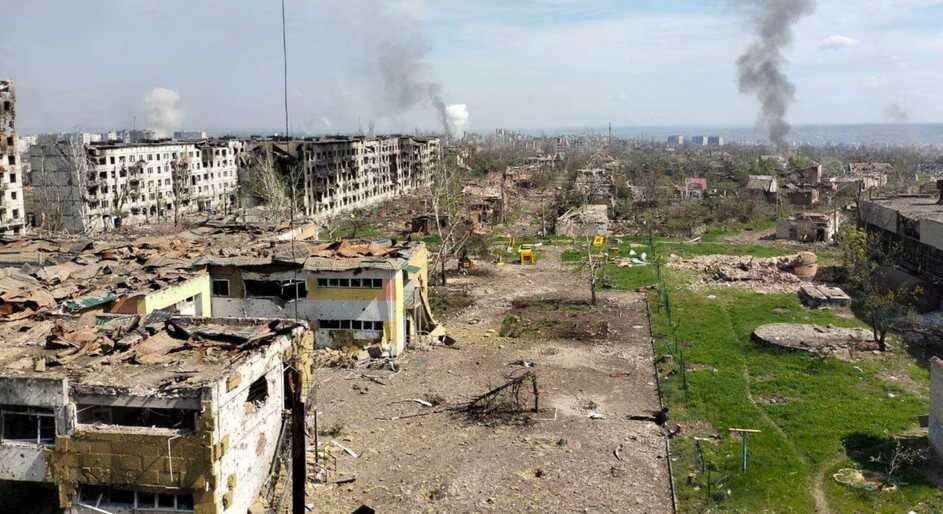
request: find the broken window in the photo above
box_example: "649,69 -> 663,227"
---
0,405 -> 55,444
319,320 -> 383,331
246,376 -> 269,406
245,279 -> 307,301
79,485 -> 194,512
212,279 -> 230,297
76,405 -> 196,431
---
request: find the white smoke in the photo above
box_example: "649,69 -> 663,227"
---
143,87 -> 183,138
446,104 -> 469,138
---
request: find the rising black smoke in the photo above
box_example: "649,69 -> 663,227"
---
319,0 -> 458,138
735,0 -> 815,150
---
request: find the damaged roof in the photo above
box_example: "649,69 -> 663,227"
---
0,315 -> 306,396
198,239 -> 424,272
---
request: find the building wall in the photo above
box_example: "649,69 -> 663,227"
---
0,80 -> 26,235
210,333 -> 291,513
0,377 -> 69,483
142,273 -> 212,316
930,358 -> 943,461
30,139 -> 240,233
209,266 -> 411,355
291,136 -> 440,220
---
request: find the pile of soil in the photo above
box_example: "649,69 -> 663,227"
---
500,297 -> 616,340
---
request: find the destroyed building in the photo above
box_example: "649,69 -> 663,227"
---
859,188 -> 943,308
245,135 -> 440,221
555,204 -> 609,237
573,168 -> 615,205
0,80 -> 26,235
776,211 -> 842,243
745,175 -> 778,203
29,138 -> 242,233
0,315 -> 313,514
203,240 -> 438,357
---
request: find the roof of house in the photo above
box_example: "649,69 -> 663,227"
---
746,175 -> 776,190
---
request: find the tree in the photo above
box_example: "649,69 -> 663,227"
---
31,137 -> 90,233
244,142 -> 291,225
870,438 -> 926,490
577,236 -> 607,306
169,154 -> 192,226
839,227 -> 917,351
429,154 -> 468,285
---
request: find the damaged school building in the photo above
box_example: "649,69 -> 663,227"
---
0,223 -> 440,511
0,80 -> 27,236
202,239 -> 440,357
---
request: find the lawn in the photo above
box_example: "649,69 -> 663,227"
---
650,259 -> 937,512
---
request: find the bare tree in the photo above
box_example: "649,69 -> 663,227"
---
578,236 -> 607,306
245,142 -> 291,225
31,137 -> 90,233
169,154 -> 192,226
429,155 -> 469,285
870,438 -> 927,490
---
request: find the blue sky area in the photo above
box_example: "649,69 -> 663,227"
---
2,0 -> 942,134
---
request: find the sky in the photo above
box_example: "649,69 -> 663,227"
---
2,0 -> 943,135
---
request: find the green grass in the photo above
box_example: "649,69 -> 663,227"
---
652,272 -> 932,512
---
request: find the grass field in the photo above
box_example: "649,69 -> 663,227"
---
640,244 -> 940,513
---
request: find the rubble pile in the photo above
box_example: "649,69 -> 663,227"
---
669,253 -> 816,293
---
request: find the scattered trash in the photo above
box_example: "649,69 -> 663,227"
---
588,411 -> 605,420
511,359 -> 536,368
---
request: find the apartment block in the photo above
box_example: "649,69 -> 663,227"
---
0,80 -> 26,235
30,139 -> 240,233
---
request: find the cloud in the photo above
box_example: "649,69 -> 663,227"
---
863,74 -> 888,87
611,91 -> 627,101
819,35 -> 860,50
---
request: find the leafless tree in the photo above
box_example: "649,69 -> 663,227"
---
245,142 -> 291,225
429,155 -> 471,285
169,154 -> 192,226
31,137 -> 90,233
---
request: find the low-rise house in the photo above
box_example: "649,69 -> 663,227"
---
676,177 -> 708,200
781,185 -> 820,207
0,316 -> 313,513
204,240 -> 438,357
745,175 -> 778,203
776,211 -> 842,242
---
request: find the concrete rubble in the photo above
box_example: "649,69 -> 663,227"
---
752,323 -> 879,359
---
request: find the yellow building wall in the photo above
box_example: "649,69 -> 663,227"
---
407,244 -> 430,296
142,273 -> 212,316
51,429 -> 217,513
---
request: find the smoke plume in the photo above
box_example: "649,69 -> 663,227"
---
735,0 -> 815,150
883,102 -> 910,124
446,104 -> 469,138
143,87 -> 183,138
316,0 -> 463,138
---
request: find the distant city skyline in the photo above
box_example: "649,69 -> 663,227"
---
3,0 -> 943,135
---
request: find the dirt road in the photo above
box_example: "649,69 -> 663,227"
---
310,247 -> 672,513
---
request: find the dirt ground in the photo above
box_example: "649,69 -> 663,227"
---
309,247 -> 672,513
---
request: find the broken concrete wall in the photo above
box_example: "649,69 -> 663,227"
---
0,377 -> 68,483
931,358 -> 943,461
211,334 -> 291,513
861,200 -> 898,233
